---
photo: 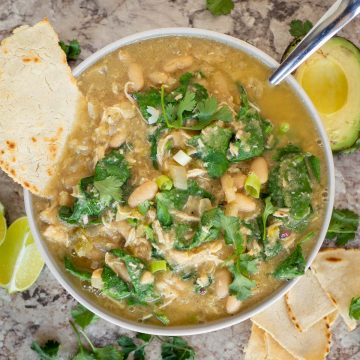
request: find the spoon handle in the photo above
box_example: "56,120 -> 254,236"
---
269,0 -> 360,86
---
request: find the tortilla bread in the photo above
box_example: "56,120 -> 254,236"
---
244,323 -> 267,360
285,270 -> 336,332
0,19 -> 84,197
264,331 -> 296,360
311,248 -> 360,331
252,297 -> 332,360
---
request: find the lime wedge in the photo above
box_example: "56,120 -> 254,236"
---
0,217 -> 44,292
0,213 -> 6,246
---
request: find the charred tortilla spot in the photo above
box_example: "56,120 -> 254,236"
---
10,168 -> 16,176
47,168 -> 53,176
24,181 -> 30,188
6,140 -> 16,150
48,143 -> 57,160
325,257 -> 342,262
31,137 -> 37,143
22,56 -> 41,63
11,156 -> 16,162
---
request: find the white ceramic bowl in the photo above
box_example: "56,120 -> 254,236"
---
24,28 -> 335,336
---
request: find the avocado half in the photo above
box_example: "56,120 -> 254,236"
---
286,37 -> 360,151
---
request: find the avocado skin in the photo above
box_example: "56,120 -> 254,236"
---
282,36 -> 360,152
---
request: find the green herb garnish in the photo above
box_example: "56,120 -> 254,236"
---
349,296 -> 360,320
206,0 -> 234,16
64,257 -> 92,282
31,340 -> 60,360
326,208 -> 359,246
272,244 -> 306,280
289,19 -> 313,39
59,39 -> 81,61
71,303 -> 98,330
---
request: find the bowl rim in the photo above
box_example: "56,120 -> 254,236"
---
24,27 -> 335,336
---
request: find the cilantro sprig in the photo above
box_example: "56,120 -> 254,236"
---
31,304 -> 196,360
206,0 -> 234,16
59,39 -> 81,61
349,296 -> 360,320
326,208 -> 359,246
289,19 -> 313,39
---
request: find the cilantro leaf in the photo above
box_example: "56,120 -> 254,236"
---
94,176 -> 123,204
59,39 -> 81,61
161,337 -> 195,360
228,266 -> 256,300
326,208 -> 359,246
221,215 -> 243,254
71,303 -> 98,330
64,257 -> 92,282
31,340 -> 60,360
272,244 -> 306,280
289,19 -> 313,39
118,334 -> 152,360
188,126 -> 232,178
349,296 -> 360,320
262,197 -> 275,241
59,151 -> 130,225
206,0 -> 234,16
176,91 -> 196,126
101,265 -> 131,300
94,345 -> 123,360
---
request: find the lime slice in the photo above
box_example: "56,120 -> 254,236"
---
0,217 -> 44,292
0,213 -> 6,247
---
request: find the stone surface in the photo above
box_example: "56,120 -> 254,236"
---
0,0 -> 360,359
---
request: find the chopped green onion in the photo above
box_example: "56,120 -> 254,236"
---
244,172 -> 261,198
144,225 -> 155,242
279,122 -> 290,134
156,175 -> 173,191
150,260 -> 167,273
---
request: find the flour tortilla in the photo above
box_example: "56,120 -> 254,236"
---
252,297 -> 332,360
264,331 -> 296,360
0,19 -> 84,197
311,248 -> 360,331
285,270 -> 336,332
244,323 -> 267,360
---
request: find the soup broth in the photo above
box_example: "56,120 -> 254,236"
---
34,37 -> 326,326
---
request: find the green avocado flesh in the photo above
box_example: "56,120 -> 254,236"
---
291,37 -> 360,151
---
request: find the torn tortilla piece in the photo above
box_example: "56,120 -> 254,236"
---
252,297 -> 332,360
264,331 -> 296,360
244,323 -> 267,360
0,19 -> 85,197
285,270 -> 336,332
311,248 -> 360,331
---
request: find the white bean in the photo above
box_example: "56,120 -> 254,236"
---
128,181 -> 158,208
91,268 -> 104,289
250,157 -> 268,184
148,71 -> 169,84
215,268 -> 232,299
225,193 -> 257,216
128,63 -> 144,91
221,173 -> 236,203
226,295 -> 242,314
163,55 -> 193,73
109,132 -> 126,148
140,271 -> 155,285
232,173 -> 246,190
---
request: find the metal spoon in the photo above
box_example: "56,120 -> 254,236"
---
269,0 -> 360,86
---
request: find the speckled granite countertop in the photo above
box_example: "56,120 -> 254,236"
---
0,1 -> 360,359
